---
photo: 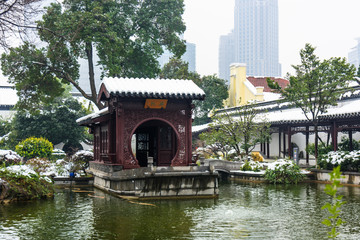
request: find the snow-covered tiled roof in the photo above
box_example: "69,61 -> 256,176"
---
263,92 -> 281,102
99,77 -> 205,100
76,107 -> 109,125
319,98 -> 360,119
192,123 -> 210,133
249,96 -> 360,125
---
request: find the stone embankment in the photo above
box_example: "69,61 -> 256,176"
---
87,162 -> 219,199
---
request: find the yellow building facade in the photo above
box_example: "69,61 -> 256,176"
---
225,63 -> 264,107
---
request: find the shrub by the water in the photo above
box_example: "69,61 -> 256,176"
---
240,160 -> 261,172
321,166 -> 346,238
15,137 -> 53,160
318,150 -> 360,172
264,159 -> 304,184
0,165 -> 54,202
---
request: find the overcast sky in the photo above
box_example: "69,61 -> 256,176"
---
183,0 -> 360,77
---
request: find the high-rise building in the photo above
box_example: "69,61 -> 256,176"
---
348,38 -> 360,71
158,42 -> 196,73
218,31 -> 235,82
219,0 -> 281,83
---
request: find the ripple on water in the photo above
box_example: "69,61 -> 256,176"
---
1,183 -> 360,239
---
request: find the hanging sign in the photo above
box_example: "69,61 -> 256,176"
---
144,99 -> 168,109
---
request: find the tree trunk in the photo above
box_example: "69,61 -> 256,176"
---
85,42 -> 104,110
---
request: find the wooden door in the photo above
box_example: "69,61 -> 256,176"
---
157,126 -> 175,166
135,128 -> 156,167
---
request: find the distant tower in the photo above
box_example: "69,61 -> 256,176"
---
218,31 -> 235,84
219,0 -> 281,82
348,38 -> 360,71
182,43 -> 196,72
158,42 -> 196,72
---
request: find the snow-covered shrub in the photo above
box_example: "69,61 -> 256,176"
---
25,158 -> 52,175
0,165 -> 53,201
51,149 -> 66,160
0,150 -> 21,166
264,159 -> 304,184
54,159 -> 70,176
241,160 -> 262,172
70,150 -> 93,174
318,150 -> 360,172
15,137 -> 53,160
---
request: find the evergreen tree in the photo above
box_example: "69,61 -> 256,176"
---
1,0 -> 186,112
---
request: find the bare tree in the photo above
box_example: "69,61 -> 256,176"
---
0,0 -> 45,49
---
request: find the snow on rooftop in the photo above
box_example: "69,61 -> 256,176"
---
215,92 -> 360,125
100,77 -> 205,99
192,123 -> 210,133
76,107 -> 109,124
322,98 -> 360,117
263,92 -> 281,102
262,107 -> 308,123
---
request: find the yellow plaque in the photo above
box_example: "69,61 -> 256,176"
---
144,99 -> 168,109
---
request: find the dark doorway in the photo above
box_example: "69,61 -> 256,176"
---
132,120 -> 177,167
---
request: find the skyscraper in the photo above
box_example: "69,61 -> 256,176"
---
348,38 -> 360,71
218,31 -> 235,82
219,0 -> 281,82
158,42 -> 196,72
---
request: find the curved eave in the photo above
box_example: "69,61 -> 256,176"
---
319,112 -> 360,120
269,112 -> 360,126
76,107 -> 110,126
269,119 -> 310,125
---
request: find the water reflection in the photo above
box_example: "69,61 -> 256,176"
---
0,182 -> 360,239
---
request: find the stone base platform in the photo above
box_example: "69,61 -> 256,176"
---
87,162 -> 219,199
52,177 -> 94,187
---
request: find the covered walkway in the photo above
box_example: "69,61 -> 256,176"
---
194,82 -> 360,164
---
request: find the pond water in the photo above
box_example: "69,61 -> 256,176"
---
1,181 -> 360,239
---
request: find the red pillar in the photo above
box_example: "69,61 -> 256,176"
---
306,126 -> 309,165
332,122 -> 338,151
283,128 -> 286,158
278,129 -> 281,158
287,125 -> 292,157
186,105 -> 193,165
116,104 -> 124,166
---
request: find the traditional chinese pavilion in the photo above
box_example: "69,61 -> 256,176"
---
77,78 -> 218,199
78,77 -> 205,168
